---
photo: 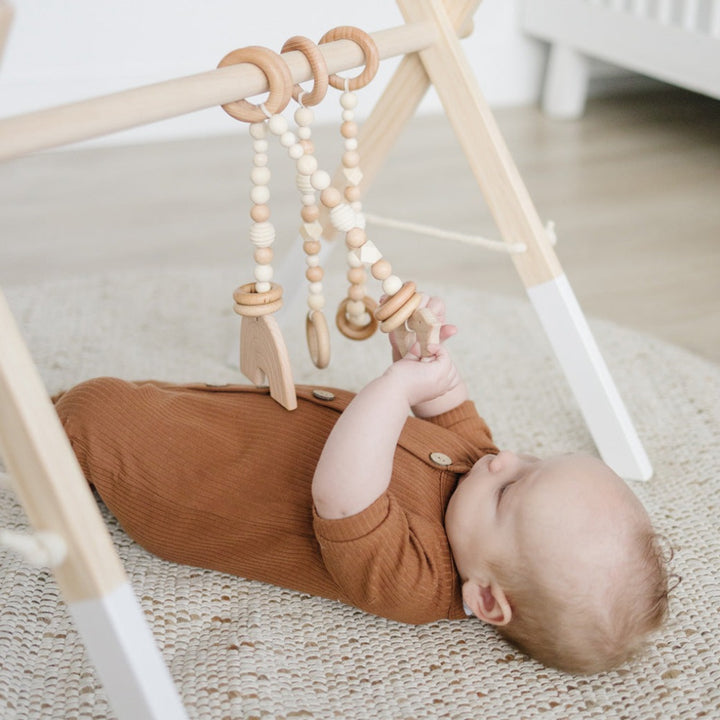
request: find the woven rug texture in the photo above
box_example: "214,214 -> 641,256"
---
0,267 -> 718,720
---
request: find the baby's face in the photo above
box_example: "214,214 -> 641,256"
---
445,451 -> 644,596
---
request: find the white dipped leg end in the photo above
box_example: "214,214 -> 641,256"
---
69,582 -> 188,720
527,274 -> 653,481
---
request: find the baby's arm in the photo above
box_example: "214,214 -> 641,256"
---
312,345 -> 461,520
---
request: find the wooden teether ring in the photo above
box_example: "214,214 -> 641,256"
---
306,310 -> 331,368
218,46 -> 293,122
380,292 -> 423,333
234,298 -> 283,317
281,36 -> 329,107
318,26 -> 379,91
374,281 -> 417,321
233,282 -> 283,306
336,296 -> 378,340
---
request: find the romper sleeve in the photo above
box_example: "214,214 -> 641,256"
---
424,400 -> 498,455
313,492 -> 459,625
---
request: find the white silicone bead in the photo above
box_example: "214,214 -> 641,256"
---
250,166 -> 271,186
254,264 -> 274,282
296,154 -> 318,176
253,153 -> 269,167
249,221 -> 275,248
296,173 -> 313,193
268,114 -> 288,136
288,143 -> 304,160
280,131 -> 296,148
347,251 -> 363,268
310,170 -> 331,191
340,92 -> 358,110
301,194 -> 316,206
250,185 -> 270,205
249,122 -> 267,139
382,275 -> 403,296
309,281 -> 323,294
294,106 -> 314,126
306,255 -> 320,267
255,281 -> 271,293
345,138 -> 358,151
347,299 -> 365,315
297,126 -> 312,140
253,139 -> 269,153
307,294 -> 325,311
342,110 -> 354,122
329,203 -> 357,232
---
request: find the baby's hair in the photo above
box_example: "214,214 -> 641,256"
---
494,530 -> 675,674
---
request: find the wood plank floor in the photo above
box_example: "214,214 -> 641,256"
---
1,87 -> 718,362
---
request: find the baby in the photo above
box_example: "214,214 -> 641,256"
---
54,297 -> 670,674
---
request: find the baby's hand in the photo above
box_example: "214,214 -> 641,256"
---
388,296 -> 457,361
386,343 -> 463,411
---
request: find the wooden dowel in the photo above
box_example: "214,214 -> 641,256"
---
0,21 -> 435,162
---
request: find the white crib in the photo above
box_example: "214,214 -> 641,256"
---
522,0 -> 720,117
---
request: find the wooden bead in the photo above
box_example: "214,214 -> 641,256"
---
321,187 -> 342,208
303,240 -> 321,255
347,267 -> 365,284
306,266 -> 323,282
345,227 -> 366,249
348,284 -> 366,301
342,150 -> 360,168
371,259 -> 392,280
301,205 -> 320,222
254,247 -> 273,264
341,121 -> 358,139
375,281 -> 416,321
344,186 -> 361,203
250,204 -> 270,223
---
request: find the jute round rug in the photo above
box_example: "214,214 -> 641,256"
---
1,266 -> 718,719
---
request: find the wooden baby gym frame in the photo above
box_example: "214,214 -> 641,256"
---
0,1 -> 653,718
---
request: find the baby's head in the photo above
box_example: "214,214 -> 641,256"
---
445,451 -> 670,674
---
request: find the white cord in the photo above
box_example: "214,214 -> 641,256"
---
364,212 -> 558,254
0,528 -> 68,568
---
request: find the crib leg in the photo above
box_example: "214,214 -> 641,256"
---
542,43 -> 589,119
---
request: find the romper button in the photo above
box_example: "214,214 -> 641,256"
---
430,452 -> 453,466
312,389 -> 335,401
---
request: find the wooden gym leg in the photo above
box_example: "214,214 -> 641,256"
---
394,0 -> 652,480
0,287 -> 189,719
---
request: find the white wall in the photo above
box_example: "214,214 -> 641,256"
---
0,0 -> 547,147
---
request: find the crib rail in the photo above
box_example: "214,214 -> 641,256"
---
523,0 -> 720,105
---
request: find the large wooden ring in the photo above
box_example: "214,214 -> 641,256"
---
374,281 -> 416,321
281,36 -> 329,107
218,46 -> 293,122
306,310 -> 331,368
336,296 -> 378,340
318,26 -> 379,91
234,298 -> 283,317
380,292 -> 423,333
233,282 -> 283,306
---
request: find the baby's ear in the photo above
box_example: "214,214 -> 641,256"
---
462,579 -> 512,626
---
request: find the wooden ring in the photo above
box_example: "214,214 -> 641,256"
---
335,296 -> 378,340
218,46 -> 293,122
318,26 -> 379,91
281,36 -> 329,107
380,292 -> 423,333
374,281 -> 416,321
306,310 -> 331,369
233,298 -> 283,317
233,282 -> 283,306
